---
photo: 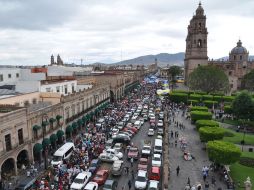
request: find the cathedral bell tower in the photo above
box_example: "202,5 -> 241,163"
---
184,2 -> 208,84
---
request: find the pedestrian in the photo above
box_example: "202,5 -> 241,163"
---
175,140 -> 177,147
187,177 -> 190,185
211,176 -> 216,186
126,167 -> 129,175
132,170 -> 135,180
203,173 -> 207,182
128,180 -> 132,190
122,185 -> 125,190
204,181 -> 209,190
130,157 -> 134,167
176,166 -> 180,176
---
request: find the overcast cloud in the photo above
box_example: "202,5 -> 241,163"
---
0,0 -> 253,65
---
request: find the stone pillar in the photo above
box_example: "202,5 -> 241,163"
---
244,177 -> 252,190
14,160 -> 18,175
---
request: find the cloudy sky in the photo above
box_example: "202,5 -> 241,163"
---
0,0 -> 253,65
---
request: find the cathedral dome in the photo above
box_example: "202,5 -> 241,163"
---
231,40 -> 248,54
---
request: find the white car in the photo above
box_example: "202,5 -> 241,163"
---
141,145 -> 151,156
113,143 -> 123,152
152,154 -> 162,167
70,172 -> 92,190
104,148 -> 123,159
148,180 -> 159,190
135,170 -> 148,189
111,128 -> 119,136
99,153 -> 119,163
157,128 -> 164,136
139,118 -> 145,125
84,182 -> 98,190
147,129 -> 154,136
157,120 -> 163,127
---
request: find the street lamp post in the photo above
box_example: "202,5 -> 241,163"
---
242,126 -> 246,152
42,114 -> 49,170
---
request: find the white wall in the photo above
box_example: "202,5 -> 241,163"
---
40,80 -> 77,95
47,65 -> 93,76
20,69 -> 46,81
16,81 -> 40,93
0,68 -> 21,86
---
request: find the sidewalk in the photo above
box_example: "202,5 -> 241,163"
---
168,110 -> 226,190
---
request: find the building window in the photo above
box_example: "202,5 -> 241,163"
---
240,55 -> 242,60
198,39 -> 202,48
56,86 -> 60,93
32,98 -> 37,104
24,100 -> 30,106
64,85 -> 68,94
229,71 -> 232,76
72,84 -> 75,93
234,55 -> 236,60
8,74 -> 11,78
18,128 -> 24,145
15,102 -> 20,106
5,134 -> 12,151
16,73 -> 19,78
0,74 -> 3,82
46,88 -> 51,92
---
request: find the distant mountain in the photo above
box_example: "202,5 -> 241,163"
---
90,53 -> 185,67
114,53 -> 184,67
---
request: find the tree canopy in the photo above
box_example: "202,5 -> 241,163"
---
241,69 -> 254,91
232,91 -> 254,121
188,65 -> 229,93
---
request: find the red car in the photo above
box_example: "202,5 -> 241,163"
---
92,169 -> 109,185
128,147 -> 139,159
138,157 -> 148,171
124,126 -> 138,133
149,166 -> 160,180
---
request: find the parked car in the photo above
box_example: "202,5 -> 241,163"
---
157,120 -> 163,128
104,148 -> 123,159
111,160 -> 124,176
103,180 -> 118,190
149,167 -> 160,181
84,182 -> 98,190
152,154 -> 162,167
147,128 -> 154,136
127,147 -> 139,160
143,114 -> 148,121
135,170 -> 148,190
113,143 -> 123,152
89,159 -> 101,174
117,122 -> 125,130
138,158 -> 149,171
147,180 -> 159,190
157,128 -> 164,136
112,134 -> 130,145
99,153 -> 119,163
92,170 -> 109,185
70,172 -> 92,190
159,112 -> 164,119
141,141 -> 151,156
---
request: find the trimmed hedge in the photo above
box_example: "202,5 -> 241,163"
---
196,120 -> 219,129
195,91 -> 207,95
190,111 -> 213,122
169,93 -> 188,103
213,96 -> 223,102
223,96 -> 235,102
224,105 -> 233,114
202,95 -> 213,101
203,100 -> 218,108
190,94 -> 203,101
191,106 -> 208,112
207,140 -> 241,165
172,90 -> 189,94
239,157 -> 254,168
199,126 -> 225,142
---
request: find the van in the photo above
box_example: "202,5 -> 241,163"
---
154,139 -> 163,154
134,120 -> 142,129
51,142 -> 75,167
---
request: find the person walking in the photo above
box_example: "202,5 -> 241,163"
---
187,177 -> 190,186
131,170 -> 135,180
211,176 -> 216,186
176,166 -> 180,176
130,157 -> 134,167
128,180 -> 132,190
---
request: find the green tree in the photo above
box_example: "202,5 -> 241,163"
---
241,69 -> 254,91
232,91 -> 254,121
207,141 -> 241,165
199,127 -> 224,142
167,66 -> 181,90
188,65 -> 229,94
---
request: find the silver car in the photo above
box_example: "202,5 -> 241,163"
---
111,160 -> 124,176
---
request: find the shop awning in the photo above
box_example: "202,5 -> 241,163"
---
50,134 -> 57,143
57,130 -> 64,138
33,143 -> 42,153
33,125 -> 41,131
42,138 -> 50,148
66,125 -> 73,133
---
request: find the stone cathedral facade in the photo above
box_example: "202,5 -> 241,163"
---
184,3 -> 254,92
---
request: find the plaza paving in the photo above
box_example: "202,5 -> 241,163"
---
168,110 -> 226,190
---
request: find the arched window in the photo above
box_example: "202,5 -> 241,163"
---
234,55 -> 236,60
240,55 -> 242,60
198,39 -> 202,48
199,23 -> 201,28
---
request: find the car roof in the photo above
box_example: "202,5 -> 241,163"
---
85,182 -> 98,188
76,172 -> 90,179
105,179 -> 114,185
151,167 -> 160,173
91,159 -> 99,164
154,154 -> 161,157
97,169 -> 108,174
138,170 -> 147,176
149,180 -> 159,187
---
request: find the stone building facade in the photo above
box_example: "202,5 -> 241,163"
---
184,3 -> 254,91
0,84 -> 110,178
